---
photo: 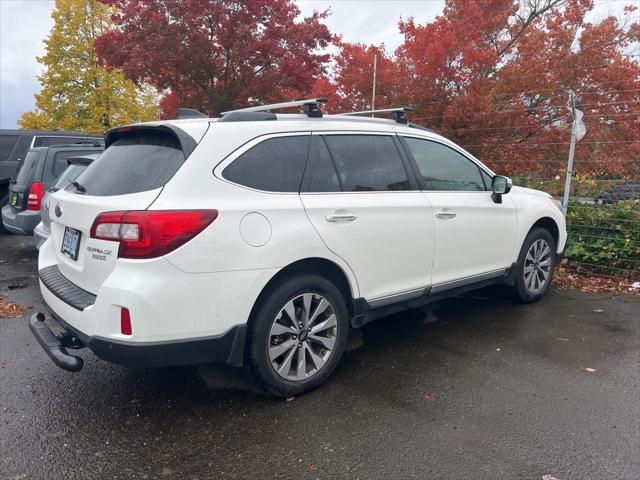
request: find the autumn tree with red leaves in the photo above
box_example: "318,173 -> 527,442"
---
95,0 -> 332,118
325,0 -> 639,178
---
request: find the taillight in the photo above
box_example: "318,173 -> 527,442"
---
120,308 -> 132,335
90,210 -> 218,259
27,182 -> 45,210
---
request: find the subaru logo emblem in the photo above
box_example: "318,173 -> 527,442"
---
55,204 -> 62,218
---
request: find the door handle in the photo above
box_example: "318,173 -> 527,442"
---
326,213 -> 358,222
435,211 -> 457,219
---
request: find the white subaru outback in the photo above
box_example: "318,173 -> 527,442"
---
30,99 -> 566,396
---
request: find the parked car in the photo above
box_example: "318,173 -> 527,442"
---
2,144 -> 104,236
594,183 -> 640,204
34,153 -> 100,250
0,129 -> 103,211
29,100 -> 566,397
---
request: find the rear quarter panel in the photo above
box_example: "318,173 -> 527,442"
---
150,121 -> 361,298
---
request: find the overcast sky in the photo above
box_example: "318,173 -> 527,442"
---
0,0 -> 633,128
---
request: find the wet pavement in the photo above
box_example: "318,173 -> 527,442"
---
0,232 -> 638,480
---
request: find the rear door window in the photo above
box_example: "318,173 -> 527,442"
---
223,135 -> 310,192
301,136 -> 341,192
74,131 -> 185,196
323,135 -> 411,191
51,150 -> 99,177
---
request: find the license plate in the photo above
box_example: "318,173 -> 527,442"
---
10,193 -> 17,206
61,227 -> 81,261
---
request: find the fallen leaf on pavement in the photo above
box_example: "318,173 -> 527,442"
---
553,268 -> 639,296
424,393 -> 437,401
0,295 -> 31,318
308,463 -> 317,472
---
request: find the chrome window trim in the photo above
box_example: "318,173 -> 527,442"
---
431,268 -> 506,294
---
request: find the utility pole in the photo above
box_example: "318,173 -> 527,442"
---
562,91 -> 577,217
371,53 -> 377,116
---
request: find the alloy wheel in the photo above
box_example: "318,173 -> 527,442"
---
523,238 -> 553,294
268,293 -> 338,381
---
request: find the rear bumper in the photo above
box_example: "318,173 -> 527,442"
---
29,309 -> 247,371
2,204 -> 40,235
34,221 -> 49,250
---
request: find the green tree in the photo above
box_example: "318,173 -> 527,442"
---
19,0 -> 157,133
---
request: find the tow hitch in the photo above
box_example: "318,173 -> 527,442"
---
29,312 -> 84,372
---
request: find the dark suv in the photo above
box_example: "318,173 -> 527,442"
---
0,130 -> 103,209
2,143 -> 104,235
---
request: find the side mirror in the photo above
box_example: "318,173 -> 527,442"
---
491,175 -> 512,203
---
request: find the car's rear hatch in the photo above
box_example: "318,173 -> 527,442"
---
47,125 -> 201,295
41,155 -> 98,231
8,150 -> 43,212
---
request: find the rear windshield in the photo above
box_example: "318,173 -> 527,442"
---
73,131 -> 185,196
51,163 -> 90,191
15,150 -> 42,185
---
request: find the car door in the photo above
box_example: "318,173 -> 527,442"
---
400,135 -> 518,291
300,133 -> 435,304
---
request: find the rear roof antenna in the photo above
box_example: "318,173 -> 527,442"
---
177,108 -> 207,119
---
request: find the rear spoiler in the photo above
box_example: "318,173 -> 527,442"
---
103,124 -> 198,159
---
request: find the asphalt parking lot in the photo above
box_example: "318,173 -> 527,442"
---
0,232 -> 638,480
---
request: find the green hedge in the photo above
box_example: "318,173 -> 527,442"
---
565,200 -> 640,277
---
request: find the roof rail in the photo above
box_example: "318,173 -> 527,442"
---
340,106 -> 413,124
221,98 -> 328,118
177,108 -> 207,119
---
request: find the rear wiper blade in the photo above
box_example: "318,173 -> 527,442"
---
71,181 -> 86,193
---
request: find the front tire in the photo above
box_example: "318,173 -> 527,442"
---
507,228 -> 556,303
245,274 -> 349,397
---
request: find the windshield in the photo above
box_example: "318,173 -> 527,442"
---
51,163 -> 90,191
15,150 -> 41,185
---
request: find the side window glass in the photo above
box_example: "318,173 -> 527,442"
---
323,135 -> 410,192
52,151 -> 97,177
223,135 -> 310,192
0,135 -> 19,161
301,136 -> 341,192
480,169 -> 493,190
404,138 -> 485,191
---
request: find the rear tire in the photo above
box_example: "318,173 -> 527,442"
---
506,228 -> 556,303
245,274 -> 349,397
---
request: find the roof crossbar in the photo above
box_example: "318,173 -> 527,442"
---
221,98 -> 328,118
340,106 -> 413,124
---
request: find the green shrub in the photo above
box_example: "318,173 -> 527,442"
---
565,200 -> 640,277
